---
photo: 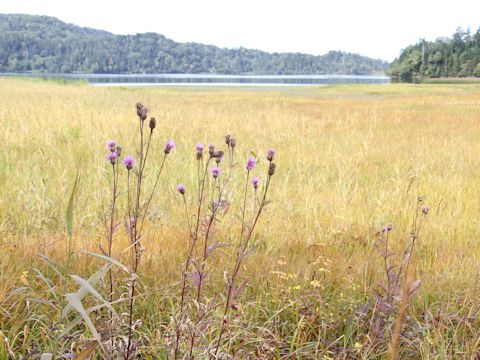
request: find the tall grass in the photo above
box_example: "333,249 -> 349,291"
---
0,78 -> 479,358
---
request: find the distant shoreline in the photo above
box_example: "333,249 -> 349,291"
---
420,77 -> 480,84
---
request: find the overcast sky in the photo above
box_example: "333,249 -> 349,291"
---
1,0 -> 479,62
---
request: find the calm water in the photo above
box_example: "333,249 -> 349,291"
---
2,73 -> 391,87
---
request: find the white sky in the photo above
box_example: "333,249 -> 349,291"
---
1,0 -> 479,62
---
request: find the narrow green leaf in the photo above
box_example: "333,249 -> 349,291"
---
66,167 -> 80,238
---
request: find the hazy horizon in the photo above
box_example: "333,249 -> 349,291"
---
1,0 -> 479,62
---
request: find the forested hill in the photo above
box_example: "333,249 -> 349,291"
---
0,14 -> 388,75
388,27 -> 480,80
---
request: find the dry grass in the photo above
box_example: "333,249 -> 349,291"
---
1,78 -> 480,358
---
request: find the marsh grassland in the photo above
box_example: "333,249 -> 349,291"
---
0,78 -> 479,358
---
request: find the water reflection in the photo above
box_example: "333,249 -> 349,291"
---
2,73 -> 391,86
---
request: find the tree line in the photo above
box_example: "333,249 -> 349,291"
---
0,14 -> 388,75
388,27 -> 480,80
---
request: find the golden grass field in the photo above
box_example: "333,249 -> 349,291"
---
0,78 -> 480,358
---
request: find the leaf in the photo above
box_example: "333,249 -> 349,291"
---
75,341 -> 99,360
80,250 -> 130,272
63,298 -> 127,335
66,166 -> 80,239
70,275 -> 116,315
62,264 -> 111,318
65,293 -> 101,343
33,268 -> 58,299
2,287 -> 26,304
39,254 -> 67,281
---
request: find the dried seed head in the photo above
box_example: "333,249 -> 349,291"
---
213,150 -> 224,164
209,144 -> 215,156
136,103 -> 148,121
268,162 -> 276,176
421,206 -> 429,215
149,117 -> 156,130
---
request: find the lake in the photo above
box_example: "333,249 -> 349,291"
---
1,73 -> 391,87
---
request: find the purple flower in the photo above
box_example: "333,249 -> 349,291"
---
246,157 -> 256,171
196,143 -> 204,159
211,167 -> 221,179
106,151 -> 118,164
106,140 -> 117,152
251,176 -> 260,189
164,139 -> 175,154
123,155 -> 136,170
267,148 -> 276,162
176,183 -> 185,195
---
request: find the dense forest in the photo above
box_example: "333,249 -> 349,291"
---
389,27 -> 480,80
0,14 -> 388,75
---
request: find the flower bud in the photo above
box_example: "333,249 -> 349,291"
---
229,138 -> 236,148
209,144 -> 215,156
225,134 -> 231,145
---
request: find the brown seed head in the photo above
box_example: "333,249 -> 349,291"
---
268,162 -> 276,176
136,103 -> 148,121
149,117 -> 156,130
